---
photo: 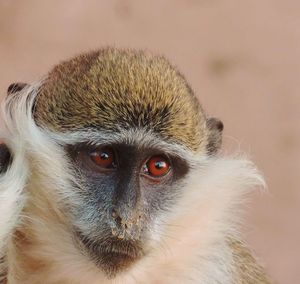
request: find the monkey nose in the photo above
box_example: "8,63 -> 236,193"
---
110,208 -> 142,239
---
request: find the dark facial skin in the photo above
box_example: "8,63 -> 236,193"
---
66,143 -> 189,277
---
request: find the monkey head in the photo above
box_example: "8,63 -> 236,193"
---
4,49 -> 224,278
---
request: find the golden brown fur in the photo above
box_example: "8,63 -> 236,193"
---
230,240 -> 271,284
35,48 -> 208,152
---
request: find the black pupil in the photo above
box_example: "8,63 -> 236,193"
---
100,152 -> 110,160
155,161 -> 165,169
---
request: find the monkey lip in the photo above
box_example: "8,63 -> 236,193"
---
75,229 -> 145,275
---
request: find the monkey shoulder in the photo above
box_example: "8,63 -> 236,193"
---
229,239 -> 271,284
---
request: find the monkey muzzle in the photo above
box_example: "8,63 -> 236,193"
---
110,207 -> 143,240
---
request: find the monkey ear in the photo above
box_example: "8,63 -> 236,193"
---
7,82 -> 29,96
206,117 -> 224,155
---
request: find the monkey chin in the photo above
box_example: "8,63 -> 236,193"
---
75,230 -> 145,278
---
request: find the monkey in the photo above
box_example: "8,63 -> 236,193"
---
0,48 -> 271,283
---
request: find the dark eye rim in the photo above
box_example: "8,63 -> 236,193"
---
88,146 -> 118,172
89,146 -> 117,169
67,144 -> 118,173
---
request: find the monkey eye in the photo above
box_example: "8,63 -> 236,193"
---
143,155 -> 171,178
89,147 -> 116,169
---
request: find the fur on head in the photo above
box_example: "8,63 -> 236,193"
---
34,48 -> 223,154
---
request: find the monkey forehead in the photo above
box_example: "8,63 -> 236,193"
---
34,48 -> 208,152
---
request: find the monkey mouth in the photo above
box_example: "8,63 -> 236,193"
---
75,229 -> 145,277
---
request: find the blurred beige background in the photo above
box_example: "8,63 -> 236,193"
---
0,0 -> 299,283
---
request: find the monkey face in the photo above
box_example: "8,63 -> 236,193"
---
21,48 -> 223,277
65,138 -> 189,275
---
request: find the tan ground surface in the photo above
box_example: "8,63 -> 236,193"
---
0,1 -> 299,283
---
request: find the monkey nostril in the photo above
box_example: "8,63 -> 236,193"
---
111,208 -> 123,227
111,208 -> 118,219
